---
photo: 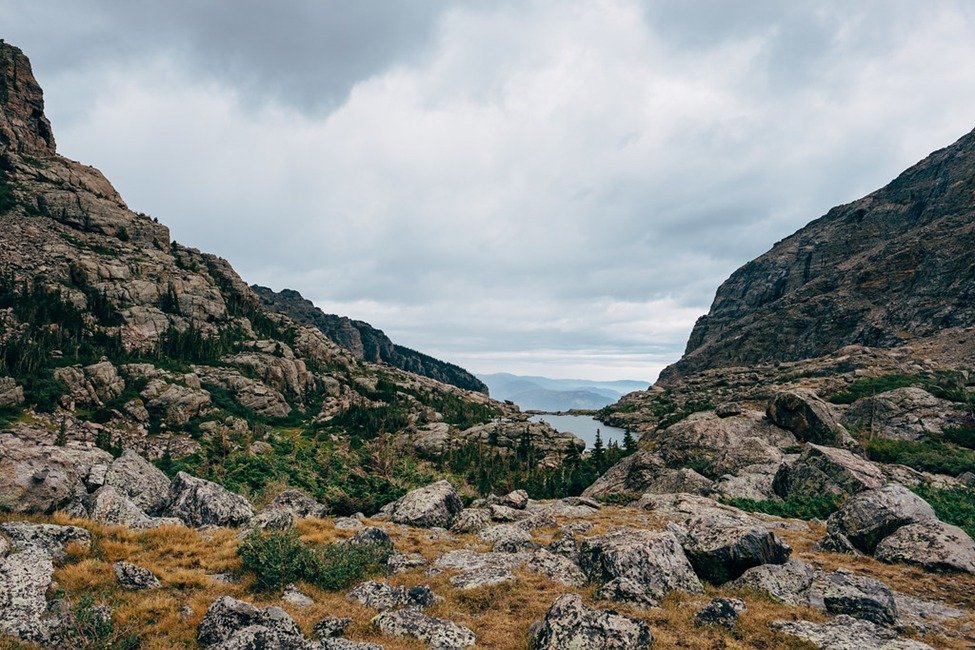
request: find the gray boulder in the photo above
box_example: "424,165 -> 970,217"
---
281,584 -> 314,607
728,559 -> 818,606
372,608 -> 475,649
196,596 -> 304,648
825,484 -> 936,554
773,444 -> 887,499
0,549 -> 55,643
389,480 -> 463,529
500,489 -> 529,510
525,549 -> 587,587
346,581 -> 437,611
528,594 -> 652,650
113,561 -> 162,590
263,489 -> 328,519
451,507 -> 492,533
387,552 -> 426,574
430,549 -> 527,589
168,471 -> 254,527
875,521 -> 975,573
89,485 -> 181,529
694,598 -> 745,628
578,529 -> 703,606
313,617 -> 351,639
0,522 -> 90,559
843,387 -> 963,441
104,449 -> 172,515
767,389 -> 855,447
478,524 -> 536,553
679,518 -> 791,584
821,571 -> 898,626
772,615 -> 933,649
0,377 -> 24,407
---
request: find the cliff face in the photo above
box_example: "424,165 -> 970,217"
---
252,285 -> 489,394
662,128 -> 975,380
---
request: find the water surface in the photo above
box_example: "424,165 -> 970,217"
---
530,413 -> 629,449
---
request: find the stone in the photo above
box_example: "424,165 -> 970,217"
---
113,561 -> 161,590
528,594 -> 652,650
488,504 -> 526,522
825,484 -> 936,554
0,377 -> 24,407
694,598 -> 746,628
679,517 -> 791,584
313,616 -> 351,639
88,485 -> 180,529
346,581 -> 437,611
317,639 -> 384,650
581,449 -> 666,499
771,615 -> 933,649
767,389 -> 855,447
0,522 -> 90,559
387,552 -> 427,573
450,508 -> 492,533
372,608 -> 476,649
431,549 -> 528,590
0,549 -> 55,643
263,489 -> 328,519
525,548 -> 587,587
104,449 -> 173,514
389,480 -> 463,529
578,529 -> 703,606
821,571 -> 898,626
168,471 -> 254,527
197,596 -> 305,648
728,559 -> 818,606
500,489 -> 529,510
250,507 -> 294,531
715,401 -> 743,417
478,524 -> 536,553
875,521 -> 975,573
281,584 -> 314,607
773,444 -> 887,499
843,387 -> 963,441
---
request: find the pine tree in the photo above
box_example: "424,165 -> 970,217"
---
55,417 -> 67,446
623,428 -> 636,454
591,429 -> 605,470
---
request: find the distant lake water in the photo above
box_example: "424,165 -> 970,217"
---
530,414 -> 628,449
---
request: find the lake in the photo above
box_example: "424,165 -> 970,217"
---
530,414 -> 629,449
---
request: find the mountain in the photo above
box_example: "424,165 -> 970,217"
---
662,128 -> 975,380
479,372 -> 649,411
252,285 -> 488,394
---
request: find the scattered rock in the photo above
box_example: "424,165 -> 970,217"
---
525,549 -> 587,587
263,489 -> 328,519
500,489 -> 529,510
767,389 -> 855,447
773,444 -> 887,499
678,517 -> 791,584
875,521 -> 975,573
528,594 -> 652,650
728,559 -> 818,606
104,449 -> 172,514
0,549 -> 55,643
313,616 -> 351,639
168,471 -> 254,527
387,552 -> 427,574
0,522 -> 90,559
389,480 -> 463,529
196,596 -> 304,648
695,597 -> 746,628
88,485 -> 180,529
771,615 -> 933,649
282,583 -> 314,607
450,508 -> 491,533
821,571 -> 898,626
113,561 -> 161,590
346,580 -> 437,611
431,549 -> 527,589
372,607 -> 475,649
825,483 -> 936,554
478,524 -> 536,553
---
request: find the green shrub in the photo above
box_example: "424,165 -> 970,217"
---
722,494 -> 845,520
59,594 -> 139,650
238,529 -> 389,592
828,374 -> 919,404
942,426 -> 975,450
865,438 -> 975,476
911,485 -> 975,539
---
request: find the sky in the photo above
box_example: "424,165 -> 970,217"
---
3,1 -> 975,382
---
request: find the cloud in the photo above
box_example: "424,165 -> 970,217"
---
2,1 -> 975,381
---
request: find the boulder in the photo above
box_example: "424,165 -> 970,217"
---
89,485 -> 181,529
0,377 -> 24,407
478,524 -> 536,553
167,471 -> 254,527
262,489 -> 328,519
694,598 -> 746,628
767,389 -> 855,447
821,571 -> 898,626
525,549 -> 587,587
389,480 -> 463,529
825,484 -> 936,554
728,559 -> 818,606
581,449 -> 666,499
313,617 -> 351,639
843,387 -> 963,441
773,444 -> 886,499
196,596 -> 304,648
430,549 -> 528,589
500,489 -> 529,510
578,529 -> 703,606
640,468 -> 715,497
679,518 -> 791,584
0,549 -> 55,643
528,594 -> 653,650
0,522 -> 90,559
281,584 -> 314,607
387,552 -> 427,574
113,561 -> 162,590
450,508 -> 492,533
104,450 -> 172,514
346,581 -> 437,611
771,615 -> 933,649
875,521 -> 975,573
372,608 -> 475,649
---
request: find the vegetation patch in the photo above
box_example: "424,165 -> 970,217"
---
829,371 -> 972,405
722,494 -> 845,520
911,485 -> 975,539
865,438 -> 975,477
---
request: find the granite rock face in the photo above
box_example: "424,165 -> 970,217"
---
388,480 -> 463,529
167,472 -> 254,528
528,594 -> 653,650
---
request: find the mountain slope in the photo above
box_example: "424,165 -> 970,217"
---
662,128 -> 975,379
252,285 -> 488,394
478,372 -> 648,411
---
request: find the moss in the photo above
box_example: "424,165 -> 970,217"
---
866,438 -> 975,476
722,494 -> 845,520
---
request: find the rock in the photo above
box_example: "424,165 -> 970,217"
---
641,468 -> 715,496
528,594 -> 652,650
140,378 -> 212,425
500,489 -> 529,510
0,549 -> 55,643
581,449 -> 666,499
317,639 -> 385,649
767,389 -> 855,447
89,485 -> 180,529
346,581 -> 437,611
893,593 -> 966,635
715,401 -> 743,417
875,521 -> 975,573
525,549 -> 587,587
387,552 -> 426,574
771,615 -> 933,649
713,465 -> 780,501
694,598 -> 746,628
478,524 -> 536,553
679,517 -> 791,584
450,508 -> 491,533
104,449 -> 173,515
0,377 -> 24,407
488,504 -> 526,522
313,617 -> 351,639
821,571 -> 898,626
250,507 -> 294,531
334,517 -> 364,530
263,489 -> 328,519
348,526 -> 393,551
372,608 -> 475,649
113,561 -> 162,590
773,444 -> 887,499
578,529 -> 703,606
389,480 -> 463,529
843,387 -> 964,441
825,484 -> 936,554
728,559 -> 818,606
197,596 -> 305,648
0,522 -> 90,559
431,549 -> 528,589
168,471 -> 254,527
281,584 -> 314,607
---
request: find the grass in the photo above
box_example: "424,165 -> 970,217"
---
722,494 -> 845,520
865,438 -> 975,476
828,372 -> 973,405
911,485 -> 975,539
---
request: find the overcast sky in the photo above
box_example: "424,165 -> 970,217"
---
3,1 -> 975,382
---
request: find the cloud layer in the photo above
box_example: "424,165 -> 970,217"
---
3,1 -> 975,381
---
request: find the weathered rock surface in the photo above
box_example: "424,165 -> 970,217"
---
528,594 -> 653,649
346,580 -> 437,611
821,571 -> 898,626
263,489 -> 329,520
88,485 -> 180,529
0,521 -> 90,559
113,561 -> 162,590
678,517 -> 791,584
0,549 -> 55,643
767,389 -> 855,447
772,615 -> 933,649
389,480 -> 463,529
197,596 -> 305,648
168,471 -> 254,527
843,387 -> 966,441
372,607 -> 475,649
104,449 -> 173,515
875,520 -> 975,573
824,483 -> 936,554
729,559 -> 819,606
694,597 -> 745,628
773,444 -> 887,499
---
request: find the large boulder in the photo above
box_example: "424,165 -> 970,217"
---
767,389 -> 855,447
389,480 -> 463,529
875,521 -> 975,573
728,559 -> 818,606
196,596 -> 304,648
581,450 -> 666,499
821,571 -> 898,626
372,608 -> 475,649
0,377 -> 24,407
104,450 -> 172,515
167,472 -> 254,528
0,522 -> 90,559
346,581 -> 437,611
773,444 -> 886,499
578,529 -> 703,606
88,485 -> 181,529
842,387 -> 964,441
825,484 -> 936,554
430,549 -> 528,590
0,549 -> 55,643
772,615 -> 933,649
262,489 -> 328,519
678,518 -> 791,584
528,594 -> 653,649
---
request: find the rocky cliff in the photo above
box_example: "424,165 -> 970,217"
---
662,128 -> 975,379
253,285 -> 489,394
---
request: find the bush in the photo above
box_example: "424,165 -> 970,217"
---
238,529 -> 390,592
58,594 -> 139,650
866,438 -> 975,476
942,426 -> 975,450
911,485 -> 975,539
722,494 -> 845,520
828,374 -> 919,404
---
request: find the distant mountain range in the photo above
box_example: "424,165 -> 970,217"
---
478,373 -> 649,411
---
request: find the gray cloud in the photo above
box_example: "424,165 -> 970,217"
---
2,1 -> 974,381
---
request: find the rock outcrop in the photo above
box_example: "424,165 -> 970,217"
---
387,480 -> 463,529
528,594 -> 653,649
